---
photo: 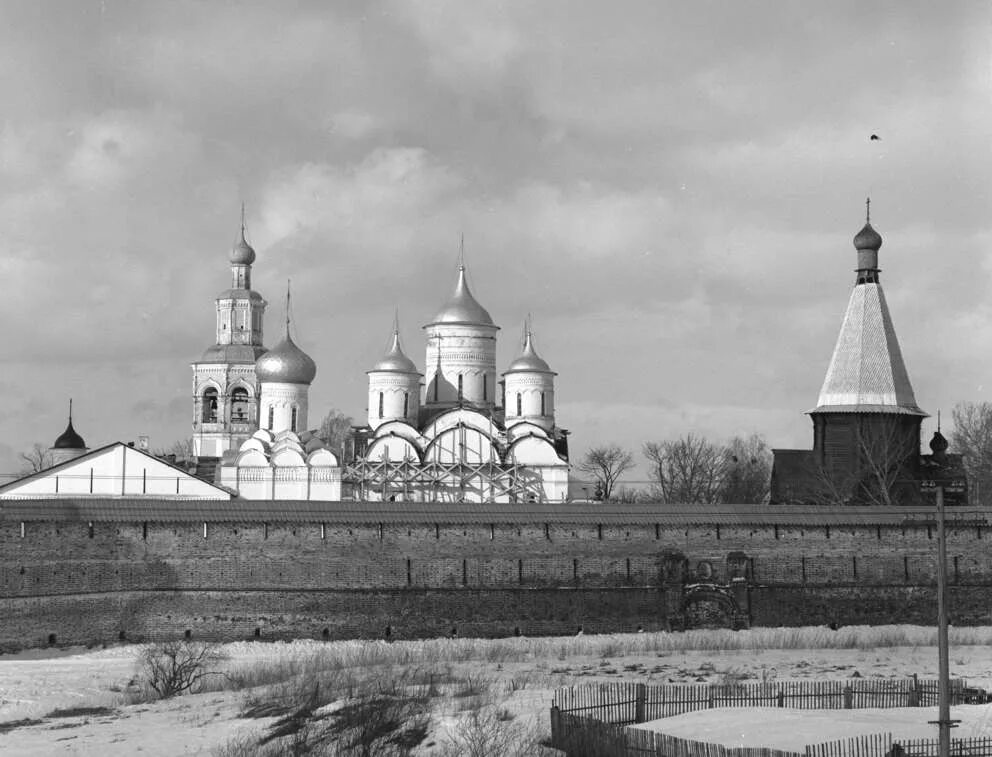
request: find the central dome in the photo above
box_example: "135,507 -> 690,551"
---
255,334 -> 316,385
429,266 -> 494,326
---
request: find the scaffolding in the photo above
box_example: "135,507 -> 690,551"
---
344,420 -> 549,503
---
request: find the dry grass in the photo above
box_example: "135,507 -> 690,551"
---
200,624 -> 992,695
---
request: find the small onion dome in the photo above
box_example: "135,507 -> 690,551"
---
504,332 -> 554,374
230,227 -> 256,265
929,429 -> 949,455
371,331 -> 418,373
255,334 -> 317,384
53,418 -> 86,449
429,267 -> 494,326
853,222 -> 882,252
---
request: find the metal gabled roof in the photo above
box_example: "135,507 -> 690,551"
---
1,499 -> 987,527
813,282 -> 925,416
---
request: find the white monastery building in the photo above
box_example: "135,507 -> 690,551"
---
351,263 -> 570,503
0,441 -> 231,500
198,218 -> 570,502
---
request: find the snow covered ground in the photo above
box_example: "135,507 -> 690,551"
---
0,630 -> 990,755
635,705 -> 992,750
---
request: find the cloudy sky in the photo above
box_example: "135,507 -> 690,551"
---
1,1 -> 989,482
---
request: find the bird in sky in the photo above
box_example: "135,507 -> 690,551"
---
870,134 -> 880,141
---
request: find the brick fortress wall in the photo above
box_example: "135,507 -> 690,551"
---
1,502 -> 989,650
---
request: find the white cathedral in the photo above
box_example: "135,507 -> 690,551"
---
193,220 -> 571,502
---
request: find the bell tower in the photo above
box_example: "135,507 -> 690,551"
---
191,209 -> 268,462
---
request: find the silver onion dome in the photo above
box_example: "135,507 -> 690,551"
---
371,330 -> 419,373
505,331 -> 553,374
429,266 -> 494,326
255,334 -> 316,384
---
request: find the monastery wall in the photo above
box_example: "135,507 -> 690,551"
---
1,507 -> 990,650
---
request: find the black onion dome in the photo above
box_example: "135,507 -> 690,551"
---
53,419 -> 86,449
255,333 -> 316,384
929,430 -> 949,455
853,222 -> 882,252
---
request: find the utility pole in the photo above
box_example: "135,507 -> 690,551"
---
931,485 -> 958,755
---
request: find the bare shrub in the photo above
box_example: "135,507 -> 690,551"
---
136,640 -> 227,700
441,711 -> 552,757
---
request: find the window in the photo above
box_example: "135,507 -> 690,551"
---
540,391 -> 546,416
457,374 -> 463,401
403,392 -> 409,417
267,406 -> 274,430
516,392 -> 522,417
483,378 -> 487,401
378,392 -> 384,419
291,406 -> 298,432
202,388 -> 219,422
230,387 -> 250,423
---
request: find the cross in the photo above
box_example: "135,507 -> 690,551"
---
866,197 -> 871,223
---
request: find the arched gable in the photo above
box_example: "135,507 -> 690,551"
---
424,424 -> 499,464
307,448 -> 339,467
372,420 -> 425,447
366,435 -> 422,463
506,421 -> 550,443
271,447 -> 306,467
506,435 -> 567,466
251,429 -> 275,444
421,408 -> 501,441
235,448 -> 270,467
240,437 -> 269,455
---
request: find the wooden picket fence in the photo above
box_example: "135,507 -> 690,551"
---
550,712 -> 992,757
552,678 -> 966,725
806,733 -> 992,757
549,678 -> 988,757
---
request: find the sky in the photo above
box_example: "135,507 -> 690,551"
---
0,1 -> 990,483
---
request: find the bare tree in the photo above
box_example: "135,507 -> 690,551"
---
19,443 -> 53,474
136,640 -> 227,699
951,401 -> 992,506
154,438 -> 194,466
577,444 -> 634,501
644,434 -> 726,504
317,408 -> 354,460
722,434 -> 772,504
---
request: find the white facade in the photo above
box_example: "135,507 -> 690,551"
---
0,443 -> 232,500
219,429 -> 341,500
258,381 -> 310,434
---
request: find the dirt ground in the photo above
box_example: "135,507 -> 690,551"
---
1,632 -> 991,755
